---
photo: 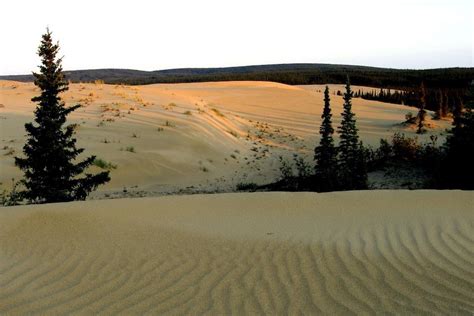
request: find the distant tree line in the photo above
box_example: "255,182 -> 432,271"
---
354,86 -> 466,117
3,63 -> 473,93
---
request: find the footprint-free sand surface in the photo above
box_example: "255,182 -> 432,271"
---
0,80 -> 451,197
1,190 -> 473,314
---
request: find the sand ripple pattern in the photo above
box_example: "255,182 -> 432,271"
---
1,191 -> 473,315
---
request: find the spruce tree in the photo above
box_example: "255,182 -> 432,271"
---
314,86 -> 337,191
433,89 -> 443,119
439,83 -> 474,189
441,91 -> 449,117
337,77 -> 368,190
416,82 -> 427,134
15,29 -> 110,203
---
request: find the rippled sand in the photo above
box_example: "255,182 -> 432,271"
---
1,191 -> 473,314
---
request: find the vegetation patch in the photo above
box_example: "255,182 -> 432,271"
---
92,158 -> 117,170
121,146 -> 136,153
236,182 -> 258,191
211,108 -> 225,117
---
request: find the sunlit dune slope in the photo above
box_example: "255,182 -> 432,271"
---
0,80 -> 451,194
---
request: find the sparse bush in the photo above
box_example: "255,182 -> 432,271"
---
228,130 -> 238,137
211,108 -> 225,117
278,156 -> 293,181
0,180 -> 22,206
122,146 -> 135,153
3,147 -> 15,156
92,158 -> 117,170
369,133 -> 443,182
183,110 -> 192,115
405,112 -> 416,124
236,182 -> 258,191
391,133 -> 421,161
293,154 -> 312,178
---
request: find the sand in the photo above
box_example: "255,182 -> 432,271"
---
0,80 -> 452,197
0,190 -> 473,314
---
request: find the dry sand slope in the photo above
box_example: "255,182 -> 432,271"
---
0,80 -> 451,196
1,191 -> 473,315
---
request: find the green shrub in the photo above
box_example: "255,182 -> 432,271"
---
278,156 -> 293,181
236,182 -> 258,191
93,158 -> 117,170
292,154 -> 312,177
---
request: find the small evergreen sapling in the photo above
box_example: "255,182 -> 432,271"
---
416,82 -> 427,134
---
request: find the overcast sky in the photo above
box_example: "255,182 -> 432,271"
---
0,0 -> 472,75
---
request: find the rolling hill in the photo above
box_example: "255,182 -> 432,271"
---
2,63 -> 473,88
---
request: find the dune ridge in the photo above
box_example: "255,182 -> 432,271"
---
1,191 -> 473,314
0,80 -> 451,196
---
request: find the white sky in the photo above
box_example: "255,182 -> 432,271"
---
0,0 -> 472,75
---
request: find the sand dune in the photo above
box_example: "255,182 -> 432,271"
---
0,191 -> 473,314
0,80 -> 451,197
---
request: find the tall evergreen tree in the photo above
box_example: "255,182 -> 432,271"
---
439,83 -> 474,189
416,82 -> 427,134
337,77 -> 368,190
314,86 -> 337,191
15,29 -> 110,203
433,89 -> 442,120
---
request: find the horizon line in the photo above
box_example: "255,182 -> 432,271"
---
2,62 -> 473,77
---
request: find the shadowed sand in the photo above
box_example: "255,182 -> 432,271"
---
1,191 -> 473,314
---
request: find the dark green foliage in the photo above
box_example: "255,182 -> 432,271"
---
433,89 -> 443,120
14,29 -> 110,204
3,64 -> 472,93
92,158 -> 117,170
236,182 -> 259,191
356,86 -> 464,115
416,82 -> 427,134
337,77 -> 368,190
438,84 -> 474,189
370,133 -> 424,167
314,86 -> 337,191
270,155 -> 313,191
